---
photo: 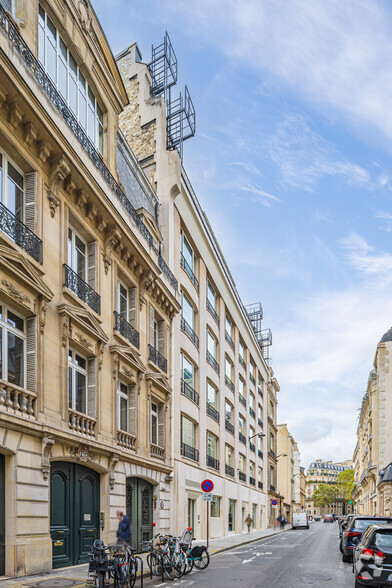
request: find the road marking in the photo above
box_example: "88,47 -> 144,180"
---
242,557 -> 255,564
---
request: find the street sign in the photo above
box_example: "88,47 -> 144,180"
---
203,492 -> 213,501
201,479 -> 214,492
271,499 -> 278,506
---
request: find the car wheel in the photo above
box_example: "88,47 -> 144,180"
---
339,541 -> 343,553
306,525 -> 309,529
354,578 -> 363,588
342,552 -> 351,563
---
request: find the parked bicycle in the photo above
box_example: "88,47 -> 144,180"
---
88,540 -> 143,587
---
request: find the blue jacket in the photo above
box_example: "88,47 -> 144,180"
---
117,515 -> 131,542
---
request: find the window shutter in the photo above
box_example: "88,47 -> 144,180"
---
0,0 -> 13,16
87,241 -> 96,290
158,320 -> 165,356
87,358 -> 96,417
129,384 -> 136,435
24,171 -> 37,233
158,403 -> 164,447
26,316 -> 36,392
129,287 -> 136,327
150,306 -> 155,346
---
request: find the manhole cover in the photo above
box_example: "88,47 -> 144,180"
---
26,579 -> 84,588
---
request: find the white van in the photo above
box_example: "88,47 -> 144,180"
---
292,512 -> 309,529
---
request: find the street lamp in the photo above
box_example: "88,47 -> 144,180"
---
249,431 -> 266,441
276,453 -> 287,459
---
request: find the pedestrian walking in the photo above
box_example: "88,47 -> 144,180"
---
116,509 -> 131,546
245,513 -> 253,533
277,514 -> 286,530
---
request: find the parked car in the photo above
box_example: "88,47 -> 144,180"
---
324,514 -> 334,523
314,515 -> 321,521
292,513 -> 309,529
353,523 -> 392,586
340,514 -> 356,540
341,516 -> 392,563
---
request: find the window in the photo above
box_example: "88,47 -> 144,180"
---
225,315 -> 233,338
117,381 -> 129,432
181,234 -> 195,273
269,401 -> 274,420
68,349 -> 93,415
181,291 -> 195,329
250,462 -> 255,477
0,304 -> 26,387
151,402 -> 158,445
207,432 -> 217,458
238,377 -> 245,396
239,453 -> 245,472
257,435 -> 262,452
270,434 -> 274,451
250,359 -> 255,378
225,444 -> 233,465
68,226 -> 89,281
258,404 -> 263,421
0,151 -> 25,222
207,381 -> 217,407
258,467 -> 263,482
118,281 -> 137,327
207,281 -> 217,310
250,393 -> 255,411
239,340 -> 245,362
38,6 -> 103,153
181,353 -> 195,389
225,400 -> 233,423
211,496 -> 221,518
150,306 -> 165,355
228,499 -> 236,532
207,330 -> 216,358
225,356 -> 233,380
250,425 -> 255,440
239,415 -> 245,434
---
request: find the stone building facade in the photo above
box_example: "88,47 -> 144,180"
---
276,424 -> 301,521
306,459 -> 353,517
353,328 -> 392,516
0,0 -> 180,577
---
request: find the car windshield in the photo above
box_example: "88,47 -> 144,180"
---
374,531 -> 392,548
354,519 -> 391,530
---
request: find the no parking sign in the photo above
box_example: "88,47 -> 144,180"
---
201,479 -> 214,492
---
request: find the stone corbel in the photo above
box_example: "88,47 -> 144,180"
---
98,342 -> 105,370
109,454 -> 119,491
137,372 -> 144,396
41,435 -> 55,481
139,294 -> 146,312
39,300 -> 48,335
48,156 -> 71,218
38,140 -> 52,164
62,316 -> 70,347
0,85 -> 7,109
121,247 -> 131,264
8,102 -> 23,128
64,175 -> 77,196
112,353 -> 119,380
86,202 -> 97,221
96,216 -> 107,233
75,189 -> 87,210
23,122 -> 38,147
102,227 -> 121,275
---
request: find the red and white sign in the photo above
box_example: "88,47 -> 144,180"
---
201,479 -> 214,492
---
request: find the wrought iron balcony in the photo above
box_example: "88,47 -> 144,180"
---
181,316 -> 199,348
0,5 -> 179,291
206,402 -> 219,422
239,393 -> 246,408
225,419 -> 234,435
225,331 -> 234,350
258,449 -> 263,459
250,407 -> 255,419
64,264 -> 100,314
258,481 -> 263,490
225,464 -> 234,477
206,350 -> 219,374
225,375 -> 235,393
250,441 -> 255,452
181,379 -> 199,405
180,253 -> 199,292
258,418 -> 263,428
239,431 -> 246,445
239,355 -> 246,370
148,344 -> 167,373
239,471 -> 246,482
270,484 -> 276,492
207,455 -> 219,471
181,442 -> 199,462
0,202 -> 42,263
249,476 -> 256,486
250,373 -> 256,385
114,311 -> 140,348
206,299 -> 219,325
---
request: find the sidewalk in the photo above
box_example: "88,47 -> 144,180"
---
1,526 -> 289,587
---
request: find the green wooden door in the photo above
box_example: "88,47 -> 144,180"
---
126,478 -> 153,551
50,462 -> 100,568
0,454 -> 5,576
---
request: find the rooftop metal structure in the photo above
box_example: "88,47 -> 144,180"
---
148,32 -> 196,160
245,303 -> 272,366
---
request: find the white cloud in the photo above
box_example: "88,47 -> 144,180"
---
237,182 -> 280,207
340,232 -> 392,278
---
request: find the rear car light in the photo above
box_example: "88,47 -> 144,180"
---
347,531 -> 362,537
360,548 -> 386,565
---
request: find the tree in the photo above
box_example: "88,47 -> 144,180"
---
312,483 -> 338,510
335,469 -> 355,510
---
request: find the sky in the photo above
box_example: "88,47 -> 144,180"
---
93,0 -> 392,468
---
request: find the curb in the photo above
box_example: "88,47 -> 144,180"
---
208,527 -> 291,556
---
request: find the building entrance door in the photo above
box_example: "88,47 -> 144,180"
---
50,462 -> 100,568
187,498 -> 195,533
126,478 -> 153,551
0,454 -> 4,576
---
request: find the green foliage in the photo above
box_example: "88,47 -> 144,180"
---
336,469 -> 355,501
312,483 -> 338,508
311,469 -> 356,509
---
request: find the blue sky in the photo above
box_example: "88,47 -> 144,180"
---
94,0 -> 392,467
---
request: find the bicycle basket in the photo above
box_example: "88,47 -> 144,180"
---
139,541 -> 152,552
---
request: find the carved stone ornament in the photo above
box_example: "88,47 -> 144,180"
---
48,156 -> 71,218
103,227 -> 122,275
1,280 -> 30,306
98,342 -> 105,370
62,316 -> 70,348
40,301 -> 48,334
41,435 -> 55,481
68,444 -> 98,463
23,122 -> 38,147
74,331 -> 94,351
109,454 -> 119,491
77,0 -> 93,32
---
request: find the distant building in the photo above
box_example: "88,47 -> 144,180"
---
276,425 -> 302,521
306,459 -> 353,516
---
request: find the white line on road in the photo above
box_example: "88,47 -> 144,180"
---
242,557 -> 255,564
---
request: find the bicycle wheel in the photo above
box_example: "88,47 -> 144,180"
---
97,571 -> 105,588
193,549 -> 210,570
173,552 -> 186,578
183,552 -> 194,574
147,552 -> 162,576
163,555 -> 175,580
128,559 -> 137,588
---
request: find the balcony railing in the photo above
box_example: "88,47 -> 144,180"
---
269,449 -> 276,459
258,449 -> 263,459
239,393 -> 246,408
250,373 -> 256,385
250,441 -> 255,452
117,430 -> 136,452
0,202 -> 42,263
181,442 -> 199,462
64,264 -> 100,314
207,455 -> 219,471
249,476 -> 256,486
239,471 -> 246,482
0,6 -> 181,290
148,344 -> 167,373
239,431 -> 246,445
239,355 -> 246,370
181,379 -> 199,405
225,331 -> 234,350
180,253 -> 199,292
258,386 -> 263,398
151,443 -> 165,461
225,420 -> 234,435
0,380 -> 36,419
225,464 -> 234,477
206,299 -> 219,325
114,311 -> 140,348
206,402 -> 219,422
258,481 -> 263,490
181,316 -> 199,348
206,350 -> 219,374
250,407 -> 255,419
270,484 -> 276,492
258,418 -> 263,428
68,408 -> 96,438
225,375 -> 235,393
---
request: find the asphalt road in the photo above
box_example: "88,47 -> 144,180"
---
141,521 -> 353,588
